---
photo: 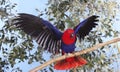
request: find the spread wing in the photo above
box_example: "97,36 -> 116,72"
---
13,13 -> 62,54
74,15 -> 99,40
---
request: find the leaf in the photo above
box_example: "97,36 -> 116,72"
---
28,58 -> 33,64
49,67 -> 54,72
49,18 -> 54,21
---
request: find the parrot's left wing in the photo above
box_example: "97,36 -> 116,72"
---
74,15 -> 99,40
13,13 -> 62,54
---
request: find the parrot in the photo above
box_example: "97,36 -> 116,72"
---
13,13 -> 99,70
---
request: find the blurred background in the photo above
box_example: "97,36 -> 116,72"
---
0,0 -> 120,72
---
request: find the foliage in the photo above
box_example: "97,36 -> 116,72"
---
0,0 -> 19,71
0,0 -> 120,72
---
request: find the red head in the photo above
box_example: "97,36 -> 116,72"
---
62,29 -> 76,45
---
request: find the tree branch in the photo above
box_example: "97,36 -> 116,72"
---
29,37 -> 120,72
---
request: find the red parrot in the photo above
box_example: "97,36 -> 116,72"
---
13,13 -> 99,70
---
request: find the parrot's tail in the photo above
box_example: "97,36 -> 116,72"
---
54,56 -> 87,70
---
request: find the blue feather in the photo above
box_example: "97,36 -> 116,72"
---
41,19 -> 62,39
61,42 -> 76,53
14,13 -> 62,54
74,15 -> 99,40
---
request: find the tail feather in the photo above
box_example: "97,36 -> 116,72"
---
54,56 -> 87,70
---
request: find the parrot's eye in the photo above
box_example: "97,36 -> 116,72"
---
70,33 -> 74,38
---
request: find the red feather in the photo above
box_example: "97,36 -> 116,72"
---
54,56 -> 87,70
62,29 -> 76,45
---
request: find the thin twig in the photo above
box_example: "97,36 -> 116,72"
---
64,13 -> 76,25
29,37 -> 120,72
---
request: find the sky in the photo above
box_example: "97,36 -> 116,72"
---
13,0 -> 48,15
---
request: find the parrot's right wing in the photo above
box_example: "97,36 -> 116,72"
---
13,13 -> 62,54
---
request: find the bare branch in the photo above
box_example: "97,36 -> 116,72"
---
30,37 -> 120,72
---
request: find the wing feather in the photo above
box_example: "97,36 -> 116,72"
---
74,15 -> 99,40
13,13 -> 62,54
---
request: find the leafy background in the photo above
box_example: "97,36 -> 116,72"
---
0,0 -> 120,72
